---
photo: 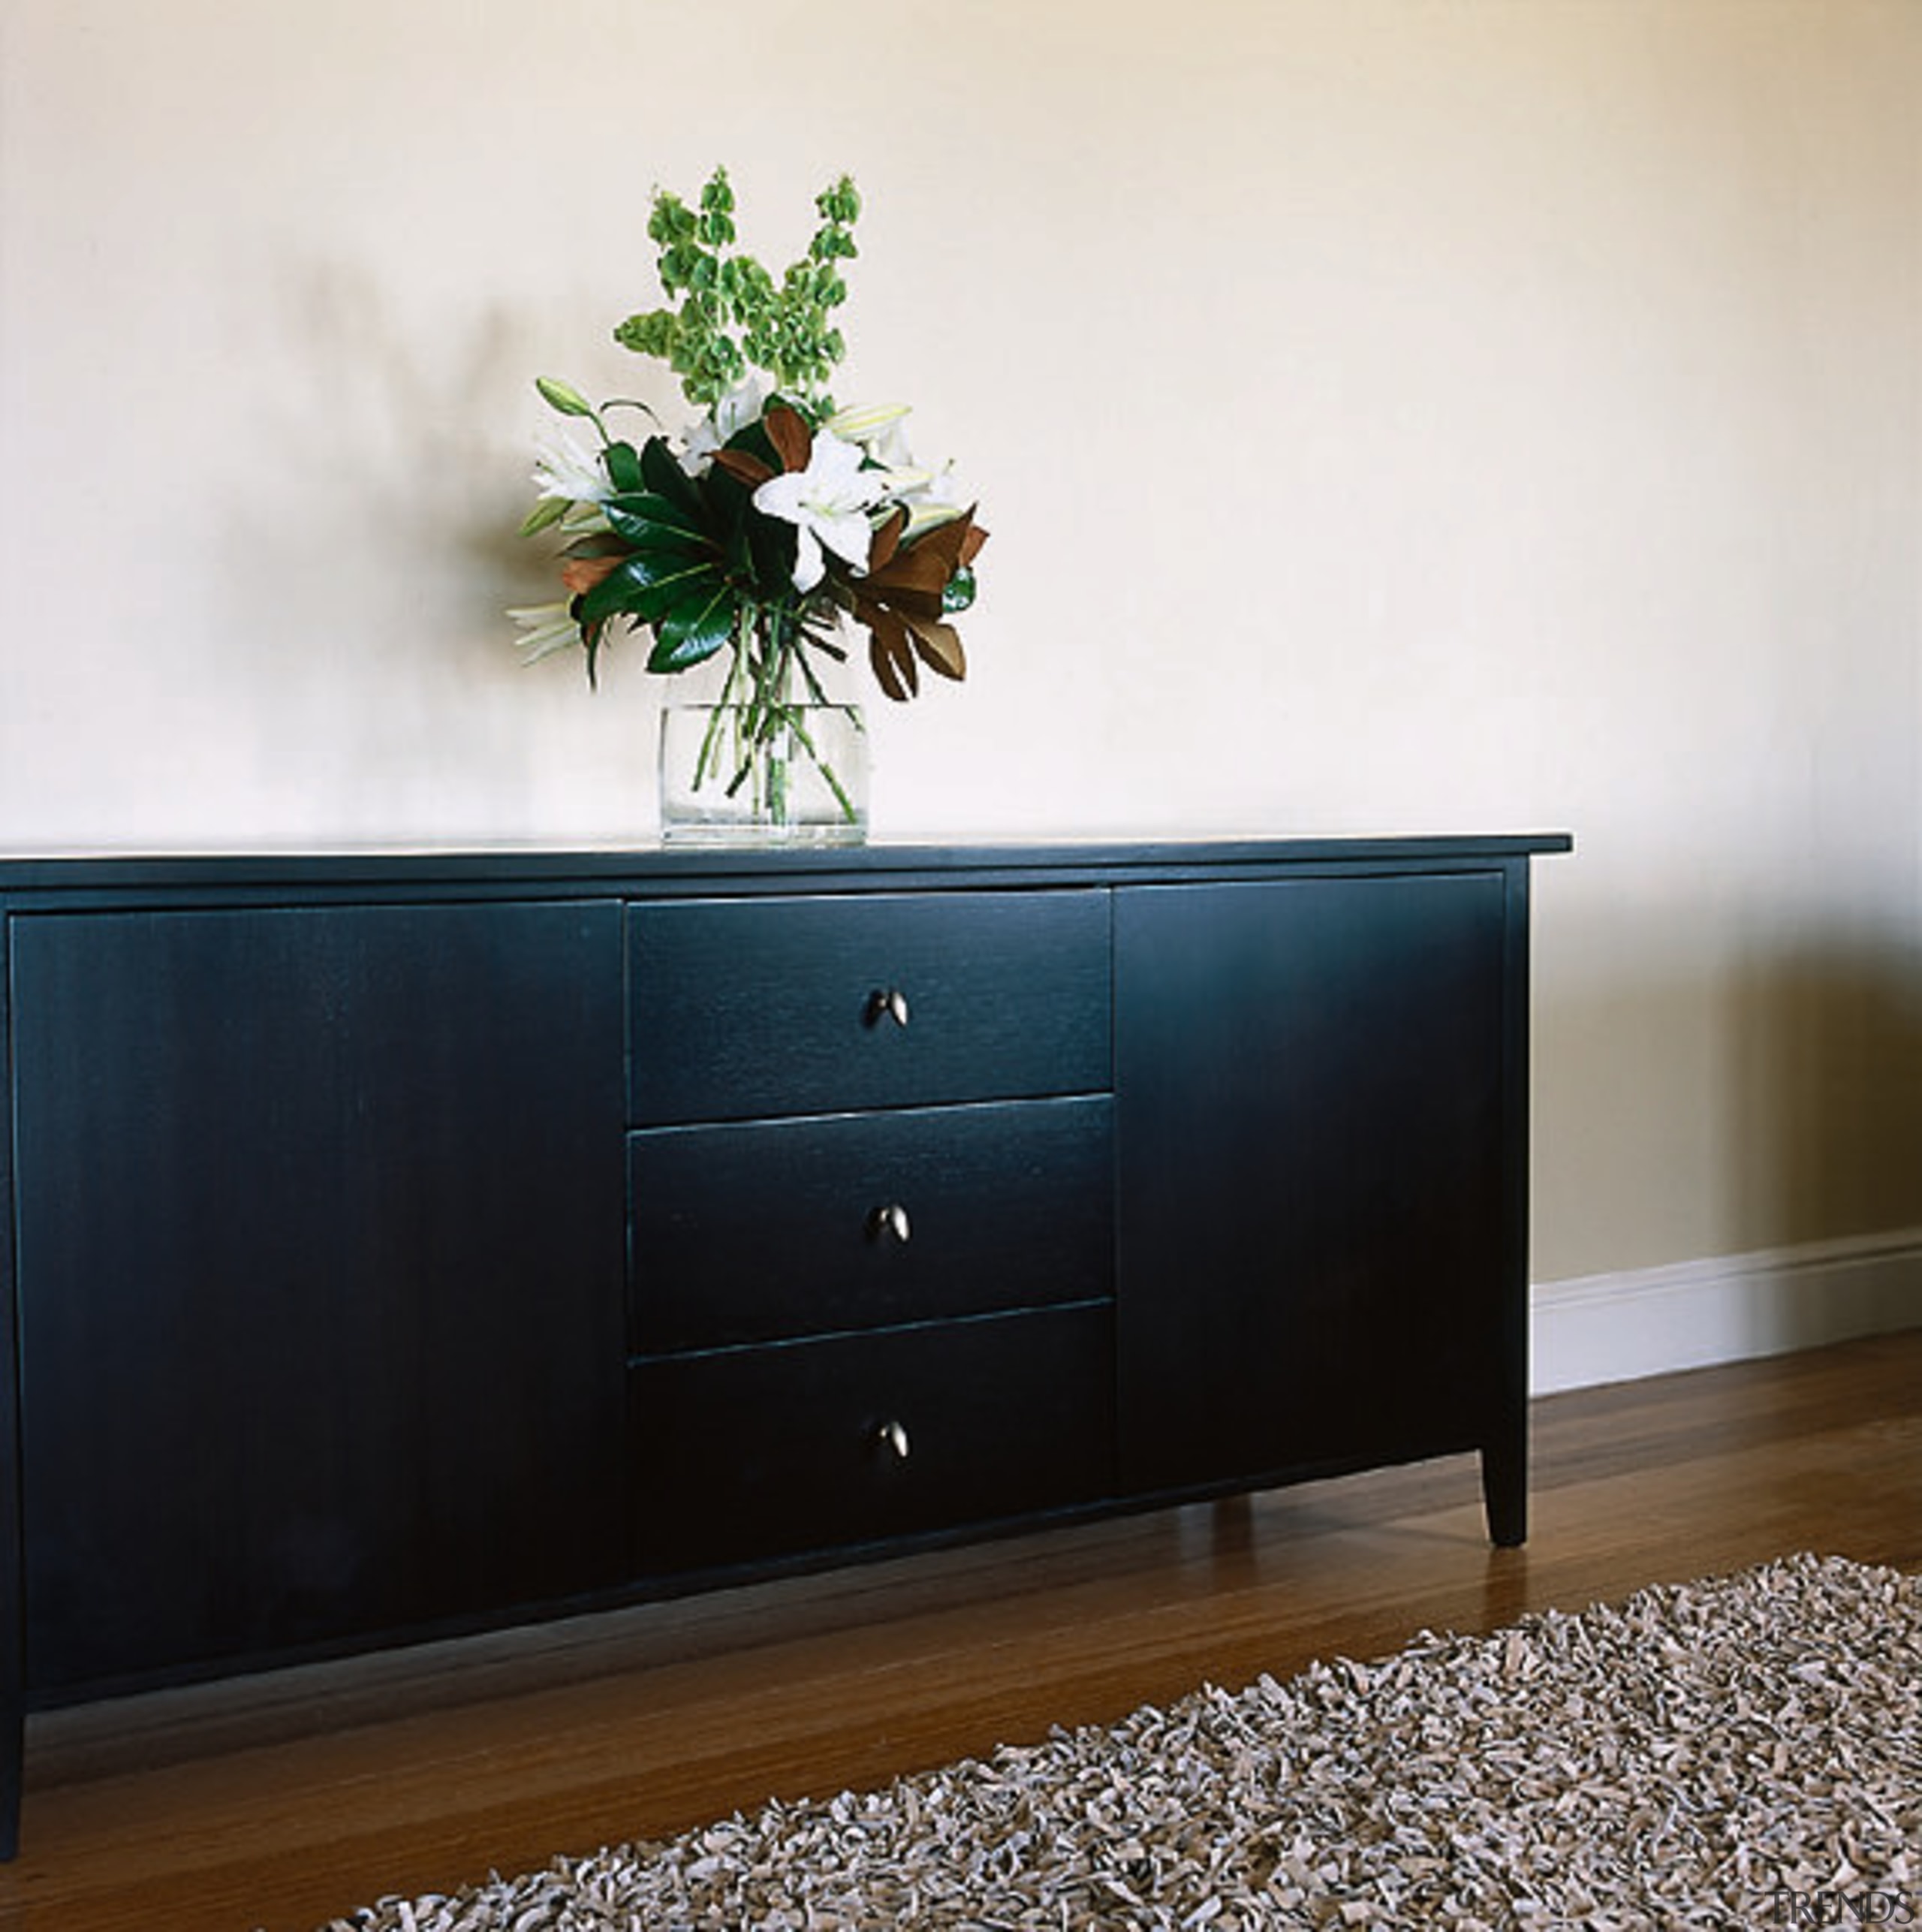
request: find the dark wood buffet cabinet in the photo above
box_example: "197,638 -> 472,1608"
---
0,833 -> 1568,1854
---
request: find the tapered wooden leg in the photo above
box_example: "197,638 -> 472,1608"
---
0,1701 -> 18,1861
1481,1431 -> 1528,1548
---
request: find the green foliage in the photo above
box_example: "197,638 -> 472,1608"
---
613,167 -> 863,414
566,424 -> 807,687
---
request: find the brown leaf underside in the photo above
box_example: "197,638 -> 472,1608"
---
763,404 -> 812,474
851,507 -> 983,700
710,448 -> 775,487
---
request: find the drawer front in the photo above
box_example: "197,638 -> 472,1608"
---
630,1304 -> 1115,1574
630,1096 -> 1113,1352
626,890 -> 1110,1124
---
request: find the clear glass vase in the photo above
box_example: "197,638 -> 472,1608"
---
658,701 -> 869,845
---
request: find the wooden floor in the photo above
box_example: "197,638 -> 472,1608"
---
3,1328 -> 1917,1932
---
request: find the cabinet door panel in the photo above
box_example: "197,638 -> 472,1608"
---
11,902 -> 626,1694
1116,873 -> 1507,1494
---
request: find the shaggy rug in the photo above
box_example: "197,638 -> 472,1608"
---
321,1553 -> 1920,1930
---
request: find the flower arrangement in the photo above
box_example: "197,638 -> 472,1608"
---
513,167 -> 986,833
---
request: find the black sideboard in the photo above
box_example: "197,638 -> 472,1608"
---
0,833 -> 1569,1855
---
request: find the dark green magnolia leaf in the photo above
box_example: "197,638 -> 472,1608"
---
640,436 -> 707,523
697,463 -> 757,574
602,492 -> 711,549
604,441 -> 644,494
744,505 -> 798,596
703,458 -> 760,530
648,630 -> 729,675
578,553 -> 715,626
628,547 -> 718,592
631,571 -> 727,628
648,582 -> 737,671
699,462 -> 797,604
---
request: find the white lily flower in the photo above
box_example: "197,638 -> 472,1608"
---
899,461 -> 967,537
867,417 -> 920,472
868,462 -> 937,507
531,432 -> 611,505
822,402 -> 951,523
558,499 -> 610,537
680,377 -> 768,476
754,429 -> 883,592
508,601 -> 583,663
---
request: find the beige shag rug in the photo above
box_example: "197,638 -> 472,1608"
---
321,1554 -> 1920,1930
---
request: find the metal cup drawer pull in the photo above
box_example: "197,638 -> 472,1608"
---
867,1201 -> 912,1246
865,986 -> 911,1029
875,1418 -> 911,1461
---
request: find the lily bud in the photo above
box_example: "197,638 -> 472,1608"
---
535,376 -> 598,419
824,401 -> 911,445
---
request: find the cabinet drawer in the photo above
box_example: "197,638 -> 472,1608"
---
630,1304 -> 1115,1574
627,890 -> 1110,1124
630,1096 -> 1113,1352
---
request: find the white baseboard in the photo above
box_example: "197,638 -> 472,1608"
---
1531,1227 -> 1922,1395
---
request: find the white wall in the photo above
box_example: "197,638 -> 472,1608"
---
2,1 -> 1917,1307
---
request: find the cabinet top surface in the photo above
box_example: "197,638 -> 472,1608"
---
0,833 -> 1571,902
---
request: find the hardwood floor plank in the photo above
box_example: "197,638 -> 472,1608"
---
2,1329 -> 1916,1932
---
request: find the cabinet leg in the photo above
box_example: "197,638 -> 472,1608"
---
0,1701 -> 17,1861
1481,1435 -> 1528,1548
